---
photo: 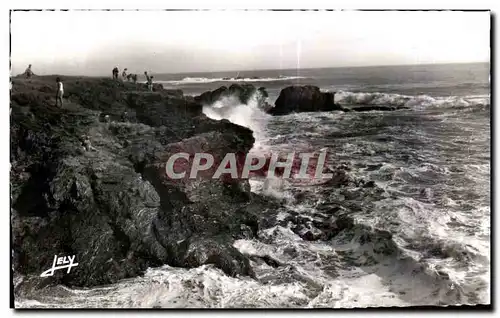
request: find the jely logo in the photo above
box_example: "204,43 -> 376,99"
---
40,255 -> 79,277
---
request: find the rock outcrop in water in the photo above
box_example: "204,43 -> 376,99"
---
267,85 -> 405,116
268,85 -> 343,115
10,76 -> 281,288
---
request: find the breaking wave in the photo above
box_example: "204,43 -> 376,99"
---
161,76 -> 307,85
201,92 -> 272,154
334,91 -> 490,109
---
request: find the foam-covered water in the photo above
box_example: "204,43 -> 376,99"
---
248,95 -> 491,306
15,63 -> 490,308
334,91 -> 490,110
160,75 -> 307,85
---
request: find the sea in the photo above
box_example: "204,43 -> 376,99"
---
16,62 -> 491,308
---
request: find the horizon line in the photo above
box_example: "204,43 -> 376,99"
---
156,60 -> 489,76
10,60 -> 489,77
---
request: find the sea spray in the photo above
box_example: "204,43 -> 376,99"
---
202,91 -> 294,197
202,91 -> 272,153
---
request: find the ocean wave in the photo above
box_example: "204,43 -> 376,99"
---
160,76 -> 307,85
334,91 -> 490,109
201,93 -> 271,147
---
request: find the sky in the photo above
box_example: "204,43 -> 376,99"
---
10,10 -> 490,75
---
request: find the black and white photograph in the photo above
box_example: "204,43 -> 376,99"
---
9,8 -> 491,309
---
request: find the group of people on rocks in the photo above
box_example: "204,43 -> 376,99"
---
15,64 -> 155,112
112,67 -> 154,91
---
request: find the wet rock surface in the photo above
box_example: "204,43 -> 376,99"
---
268,85 -> 343,116
10,77 -> 405,293
10,76 -> 280,287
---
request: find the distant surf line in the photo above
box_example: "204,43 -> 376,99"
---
159,75 -> 308,85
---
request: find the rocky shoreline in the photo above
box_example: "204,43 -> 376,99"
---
11,76 -> 280,289
10,76 -> 397,291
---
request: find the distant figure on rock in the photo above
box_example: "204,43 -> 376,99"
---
145,72 -> 153,91
24,64 -> 33,79
126,73 -> 132,82
122,68 -> 128,80
132,74 -> 138,84
112,67 -> 119,80
148,76 -> 154,92
55,77 -> 64,107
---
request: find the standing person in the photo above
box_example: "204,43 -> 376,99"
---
112,67 -> 119,80
122,68 -> 128,80
144,71 -> 153,91
126,73 -> 132,82
55,77 -> 64,107
132,74 -> 138,84
25,64 -> 33,79
148,76 -> 154,92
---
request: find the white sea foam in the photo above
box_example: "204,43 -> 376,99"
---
201,90 -> 273,156
160,75 -> 306,85
333,90 -> 490,109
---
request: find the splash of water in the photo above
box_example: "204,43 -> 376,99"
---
202,91 -> 295,199
202,92 -> 272,154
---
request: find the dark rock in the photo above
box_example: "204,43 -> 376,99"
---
362,180 -> 376,188
10,76 -> 281,289
350,105 -> 397,112
313,215 -> 355,240
332,215 -> 355,232
285,212 -> 357,242
365,164 -> 383,172
250,255 -> 283,268
268,86 -> 343,116
301,231 -> 319,241
322,169 -> 351,188
375,229 -> 393,240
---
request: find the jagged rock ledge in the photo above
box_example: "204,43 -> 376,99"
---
10,76 -> 282,289
10,77 -> 400,292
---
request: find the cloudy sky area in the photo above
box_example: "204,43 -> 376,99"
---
11,10 -> 490,75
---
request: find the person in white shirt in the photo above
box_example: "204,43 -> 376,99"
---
56,77 -> 64,107
148,76 -> 154,91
